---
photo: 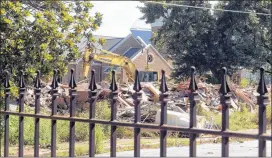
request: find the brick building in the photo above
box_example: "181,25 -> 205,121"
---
62,20 -> 173,84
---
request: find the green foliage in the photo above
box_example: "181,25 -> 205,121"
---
6,104 -> 108,154
197,103 -> 271,131
240,78 -> 249,88
95,125 -> 105,154
95,100 -> 111,136
204,74 -> 220,84
229,104 -> 258,130
139,1 -> 271,80
0,1 -> 104,84
8,106 -> 51,147
116,127 -> 134,139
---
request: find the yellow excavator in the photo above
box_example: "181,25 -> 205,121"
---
82,45 -> 159,83
82,44 -> 160,101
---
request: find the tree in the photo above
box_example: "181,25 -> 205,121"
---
0,1 -> 104,91
139,0 -> 271,81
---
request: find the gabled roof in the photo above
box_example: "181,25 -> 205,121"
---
93,35 -> 124,51
77,35 -> 124,53
130,44 -> 174,69
109,34 -> 134,52
103,47 -> 141,73
103,44 -> 173,72
123,47 -> 142,59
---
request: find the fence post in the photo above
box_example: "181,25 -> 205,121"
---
18,70 -> 26,157
159,70 -> 168,157
219,67 -> 231,157
69,69 -> 77,157
110,70 -> 118,157
257,67 -> 268,157
50,69 -> 59,157
4,71 -> 10,157
34,70 -> 41,157
133,70 -> 142,157
57,69 -> 62,83
188,66 -> 199,157
89,70 -> 97,157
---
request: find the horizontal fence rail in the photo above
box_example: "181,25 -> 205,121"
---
0,67 -> 271,157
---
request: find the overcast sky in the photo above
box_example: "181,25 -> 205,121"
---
91,1 -> 218,38
91,1 -> 146,38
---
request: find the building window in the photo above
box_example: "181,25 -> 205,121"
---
147,54 -> 153,63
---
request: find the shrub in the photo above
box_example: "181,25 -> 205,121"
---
116,127 -> 133,139
204,74 -> 219,84
95,100 -> 111,137
240,78 -> 249,88
6,104 -> 107,154
201,103 -> 271,131
95,125 -> 104,154
253,104 -> 271,128
229,104 -> 257,130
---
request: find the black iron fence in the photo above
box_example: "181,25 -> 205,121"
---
0,67 -> 271,157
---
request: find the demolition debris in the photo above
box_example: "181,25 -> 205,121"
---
20,79 -> 271,131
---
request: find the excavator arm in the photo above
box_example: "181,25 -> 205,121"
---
82,45 -> 160,101
82,45 -> 159,83
83,46 -> 136,82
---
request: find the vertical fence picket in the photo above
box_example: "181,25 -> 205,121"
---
18,71 -> 26,157
257,68 -> 268,157
219,67 -> 231,157
189,66 -> 198,157
34,71 -> 41,157
133,70 -> 142,157
50,69 -> 58,157
159,70 -> 168,157
1,66 -> 272,158
4,71 -> 10,157
57,69 -> 62,83
110,70 -> 118,157
69,69 -> 77,157
89,70 -> 97,157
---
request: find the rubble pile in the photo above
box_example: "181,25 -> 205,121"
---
20,79 -> 271,130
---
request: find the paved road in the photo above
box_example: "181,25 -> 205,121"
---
96,140 -> 271,157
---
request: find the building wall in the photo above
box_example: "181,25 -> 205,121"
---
62,61 -> 107,85
121,46 -> 172,83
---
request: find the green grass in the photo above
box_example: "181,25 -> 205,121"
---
2,101 -> 111,154
197,102 -> 271,131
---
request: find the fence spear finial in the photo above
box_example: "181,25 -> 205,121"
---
69,68 -> 77,89
133,70 -> 142,92
4,70 -> 10,88
35,70 -> 41,88
257,67 -> 268,95
51,69 -> 59,89
109,70 -> 118,91
89,69 -> 97,91
219,67 -> 230,95
189,66 -> 198,92
159,70 -> 168,93
19,70 -> 25,88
